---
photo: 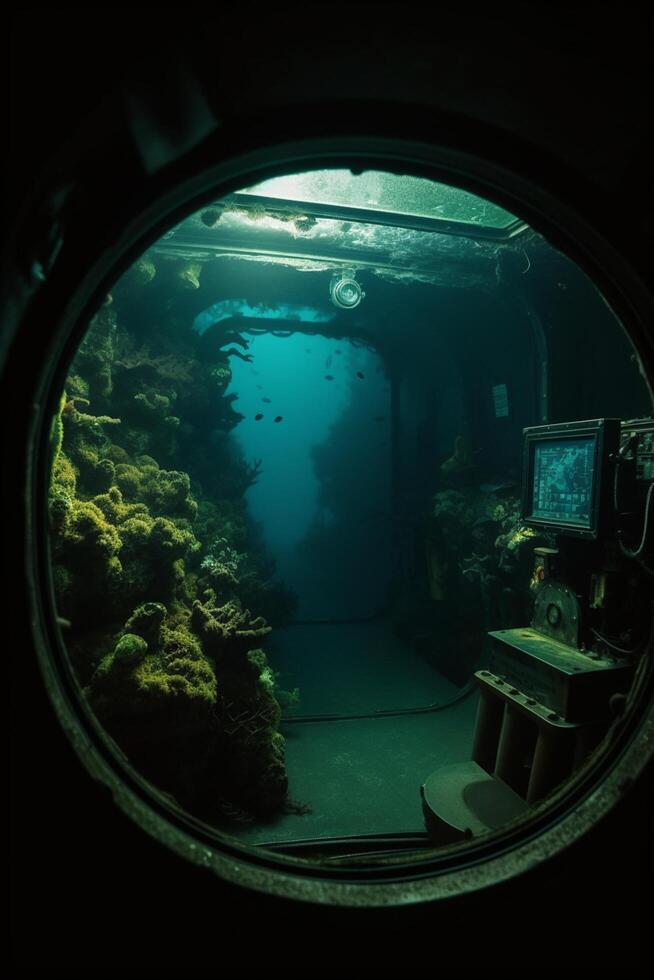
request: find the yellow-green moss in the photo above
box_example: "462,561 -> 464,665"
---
88,614 -> 218,746
114,632 -> 148,664
50,303 -> 292,816
63,499 -> 122,563
136,654 -> 216,707
124,602 -> 167,645
114,463 -> 142,498
103,443 -> 130,464
120,516 -> 153,552
49,390 -> 67,471
92,486 -> 148,525
51,452 -> 77,494
149,517 -> 198,559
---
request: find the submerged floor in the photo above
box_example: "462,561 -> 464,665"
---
223,621 -> 479,845
268,620 -> 463,715
230,698 -> 478,845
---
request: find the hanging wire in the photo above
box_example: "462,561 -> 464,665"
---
282,676 -> 477,725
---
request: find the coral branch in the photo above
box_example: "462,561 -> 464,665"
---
191,598 -> 272,663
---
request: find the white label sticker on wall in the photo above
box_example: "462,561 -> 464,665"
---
492,383 -> 509,418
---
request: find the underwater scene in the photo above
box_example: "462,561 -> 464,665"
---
47,171 -> 652,851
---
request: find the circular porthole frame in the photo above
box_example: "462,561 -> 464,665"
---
15,127 -> 654,907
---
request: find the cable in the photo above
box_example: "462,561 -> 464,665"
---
281,676 -> 477,725
612,435 -> 636,511
620,479 -> 654,559
590,627 -> 642,656
613,437 -> 654,559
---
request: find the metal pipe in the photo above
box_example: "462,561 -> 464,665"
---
223,193 -> 528,241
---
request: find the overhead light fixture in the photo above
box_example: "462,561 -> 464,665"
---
329,271 -> 365,309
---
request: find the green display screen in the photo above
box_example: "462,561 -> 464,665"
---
530,436 -> 597,527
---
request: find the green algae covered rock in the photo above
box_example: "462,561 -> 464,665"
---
48,289 -> 291,818
190,600 -> 286,815
113,632 -> 148,665
87,610 -> 219,802
62,499 -> 122,566
124,602 -> 167,646
149,516 -> 198,560
74,307 -> 115,401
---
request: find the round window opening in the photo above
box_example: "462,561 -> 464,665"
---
41,159 -> 654,904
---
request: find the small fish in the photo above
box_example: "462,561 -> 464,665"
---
480,480 -> 516,494
325,355 -> 333,368
251,369 -> 259,376
256,385 -> 262,390
274,415 -> 283,423
262,397 -> 271,403
305,349 -> 312,353
254,413 -> 264,421
325,375 -> 334,381
356,371 -> 365,379
334,349 -> 342,355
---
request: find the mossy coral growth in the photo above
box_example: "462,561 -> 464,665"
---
48,289 -> 295,819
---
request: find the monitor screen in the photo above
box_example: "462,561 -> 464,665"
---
529,435 -> 597,528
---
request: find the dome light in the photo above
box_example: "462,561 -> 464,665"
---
330,271 -> 365,309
